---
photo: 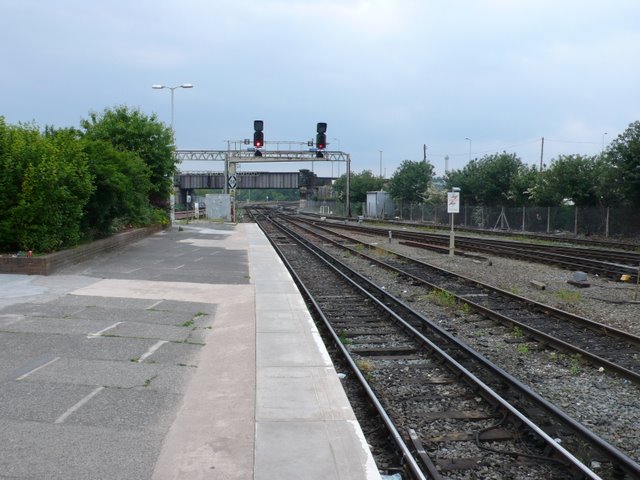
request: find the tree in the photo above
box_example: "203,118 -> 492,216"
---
0,118 -> 32,249
332,170 -> 384,203
535,155 -> 599,206
80,106 -> 175,209
10,129 -> 94,251
445,152 -> 535,206
82,140 -> 153,236
422,176 -> 447,205
444,161 -> 482,205
607,120 -> 640,207
388,160 -> 434,203
592,155 -> 622,207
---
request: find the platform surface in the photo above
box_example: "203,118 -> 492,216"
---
0,222 -> 380,479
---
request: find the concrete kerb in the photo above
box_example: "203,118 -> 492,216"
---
0,226 -> 165,276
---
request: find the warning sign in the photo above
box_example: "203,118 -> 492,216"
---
228,174 -> 237,190
447,192 -> 460,214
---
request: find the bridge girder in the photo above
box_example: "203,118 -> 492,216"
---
173,149 -> 352,216
174,149 -> 349,163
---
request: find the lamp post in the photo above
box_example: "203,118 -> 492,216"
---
379,150 -> 383,178
601,132 -> 608,154
465,137 -> 472,162
151,83 -> 193,131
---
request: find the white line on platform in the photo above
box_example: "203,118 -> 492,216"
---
87,322 -> 123,339
54,386 -> 104,424
147,300 -> 163,310
138,340 -> 168,363
15,357 -> 61,381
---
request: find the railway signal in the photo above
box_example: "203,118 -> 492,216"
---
316,122 -> 327,158
316,122 -> 327,149
253,120 -> 264,156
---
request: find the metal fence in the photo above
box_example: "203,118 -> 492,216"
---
303,200 -> 640,239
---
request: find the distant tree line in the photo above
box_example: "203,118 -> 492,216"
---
332,120 -> 640,210
0,106 -> 175,253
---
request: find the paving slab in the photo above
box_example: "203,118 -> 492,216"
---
0,222 -> 380,480
0,419 -> 164,480
21,357 -> 160,389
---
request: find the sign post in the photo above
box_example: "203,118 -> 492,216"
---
447,189 -> 460,257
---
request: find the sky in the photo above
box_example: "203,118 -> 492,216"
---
2,0 -> 640,178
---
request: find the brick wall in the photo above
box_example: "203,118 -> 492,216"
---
0,226 -> 163,276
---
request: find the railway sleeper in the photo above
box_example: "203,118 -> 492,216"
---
342,329 -> 396,335
425,428 -> 517,443
347,337 -> 396,344
391,375 -> 456,386
331,321 -> 388,328
416,410 -> 502,421
350,346 -> 418,356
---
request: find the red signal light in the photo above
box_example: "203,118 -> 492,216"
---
254,131 -> 264,148
316,123 -> 327,150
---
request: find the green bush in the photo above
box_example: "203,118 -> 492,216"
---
82,139 -> 152,237
0,108 -> 173,253
10,129 -> 94,252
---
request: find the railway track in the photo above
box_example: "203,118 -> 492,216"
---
302,211 -> 640,252
282,213 -> 640,384
249,208 -> 640,480
299,213 -> 640,282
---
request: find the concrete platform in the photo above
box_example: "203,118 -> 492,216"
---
0,222 -> 380,480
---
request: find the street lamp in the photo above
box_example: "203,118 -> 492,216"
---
465,137 -> 472,162
601,132 -> 608,154
379,150 -> 383,179
151,83 -> 193,130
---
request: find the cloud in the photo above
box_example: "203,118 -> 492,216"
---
2,0 -> 640,177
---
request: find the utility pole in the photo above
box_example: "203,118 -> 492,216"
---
540,137 -> 545,172
423,144 -> 427,162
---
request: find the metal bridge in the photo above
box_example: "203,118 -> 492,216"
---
174,148 -> 352,214
176,171 -> 334,190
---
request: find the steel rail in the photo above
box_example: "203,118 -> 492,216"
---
299,217 -> 640,281
301,211 -> 640,251
284,214 -> 640,382
254,211 -> 621,479
261,210 -> 640,478
251,212 -> 428,480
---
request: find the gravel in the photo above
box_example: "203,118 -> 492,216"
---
329,231 -> 640,470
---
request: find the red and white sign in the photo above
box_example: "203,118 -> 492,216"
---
447,192 -> 460,214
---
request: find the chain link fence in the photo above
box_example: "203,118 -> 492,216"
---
303,200 -> 640,239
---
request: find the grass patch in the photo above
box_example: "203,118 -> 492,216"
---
356,359 -> 375,381
338,331 -> 352,345
557,290 -> 581,303
353,243 -> 365,253
570,353 -> 583,375
426,289 -> 457,309
459,302 -> 471,315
